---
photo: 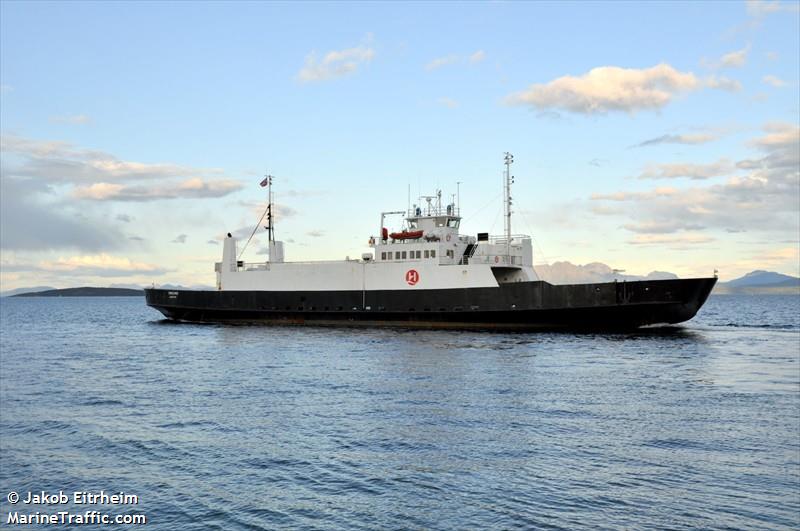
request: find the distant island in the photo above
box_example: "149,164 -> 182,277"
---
12,287 -> 144,297
714,270 -> 800,295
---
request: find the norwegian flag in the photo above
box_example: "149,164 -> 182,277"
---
259,175 -> 271,187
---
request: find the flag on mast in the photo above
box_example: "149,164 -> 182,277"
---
259,175 -> 271,187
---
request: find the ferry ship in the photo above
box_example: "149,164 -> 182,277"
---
145,154 -> 716,329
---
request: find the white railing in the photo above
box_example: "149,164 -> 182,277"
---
407,206 -> 460,218
239,258 -> 365,270
487,234 -> 530,244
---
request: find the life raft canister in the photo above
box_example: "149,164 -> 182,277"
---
381,227 -> 389,241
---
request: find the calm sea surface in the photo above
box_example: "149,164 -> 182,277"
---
1,295 -> 798,530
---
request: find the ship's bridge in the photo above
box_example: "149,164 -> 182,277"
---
366,188 -> 534,273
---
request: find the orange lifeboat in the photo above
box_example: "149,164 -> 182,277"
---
389,230 -> 424,240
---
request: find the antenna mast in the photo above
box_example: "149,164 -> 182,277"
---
265,173 -> 275,244
503,152 -> 514,263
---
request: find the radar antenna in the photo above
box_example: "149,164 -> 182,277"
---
264,173 -> 275,244
503,152 -> 514,263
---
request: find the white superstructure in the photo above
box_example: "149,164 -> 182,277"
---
215,154 -> 538,292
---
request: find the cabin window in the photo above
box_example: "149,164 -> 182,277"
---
408,221 -> 418,229
416,250 -> 422,259
430,250 -> 436,258
395,251 -> 401,259
381,252 -> 386,260
424,250 -> 429,258
447,250 -> 454,258
401,251 -> 407,259
447,219 -> 460,228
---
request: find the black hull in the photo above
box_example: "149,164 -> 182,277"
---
145,278 -> 716,330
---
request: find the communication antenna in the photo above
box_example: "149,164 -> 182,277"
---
263,172 -> 275,244
503,152 -> 514,262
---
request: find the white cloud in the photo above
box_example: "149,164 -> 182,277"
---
591,123 -> 799,235
633,133 -> 718,148
705,76 -> 742,92
720,45 -> 750,68
469,50 -> 486,63
746,0 -> 799,17
1,176 -> 124,251
504,63 -> 699,114
426,50 -> 486,71
750,122 -> 799,150
296,38 -> 375,83
172,234 -> 188,244
437,97 -> 459,109
49,114 -> 92,125
628,234 -> 715,245
1,133 -> 226,184
73,178 -> 243,201
38,254 -> 168,276
425,54 -> 459,71
590,187 -> 679,202
762,75 -> 787,87
638,159 -> 734,180
1,134 -> 244,203
623,221 -> 706,234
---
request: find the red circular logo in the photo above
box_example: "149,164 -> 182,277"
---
405,269 -> 419,286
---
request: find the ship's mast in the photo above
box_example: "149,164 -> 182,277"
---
265,173 -> 275,244
503,152 -> 514,263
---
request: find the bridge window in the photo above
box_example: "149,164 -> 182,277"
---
447,219 -> 460,228
416,250 -> 422,259
430,250 -> 436,258
395,251 -> 401,259
381,252 -> 386,260
424,250 -> 429,258
401,251 -> 407,259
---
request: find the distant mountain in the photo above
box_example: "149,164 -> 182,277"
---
0,286 -> 56,297
716,270 -> 800,294
534,261 -> 678,285
158,284 -> 215,291
12,287 -> 144,297
109,283 -> 146,290
726,270 -> 799,288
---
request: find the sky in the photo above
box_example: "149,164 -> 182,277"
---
1,0 -> 798,290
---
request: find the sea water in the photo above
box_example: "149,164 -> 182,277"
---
1,295 -> 798,529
